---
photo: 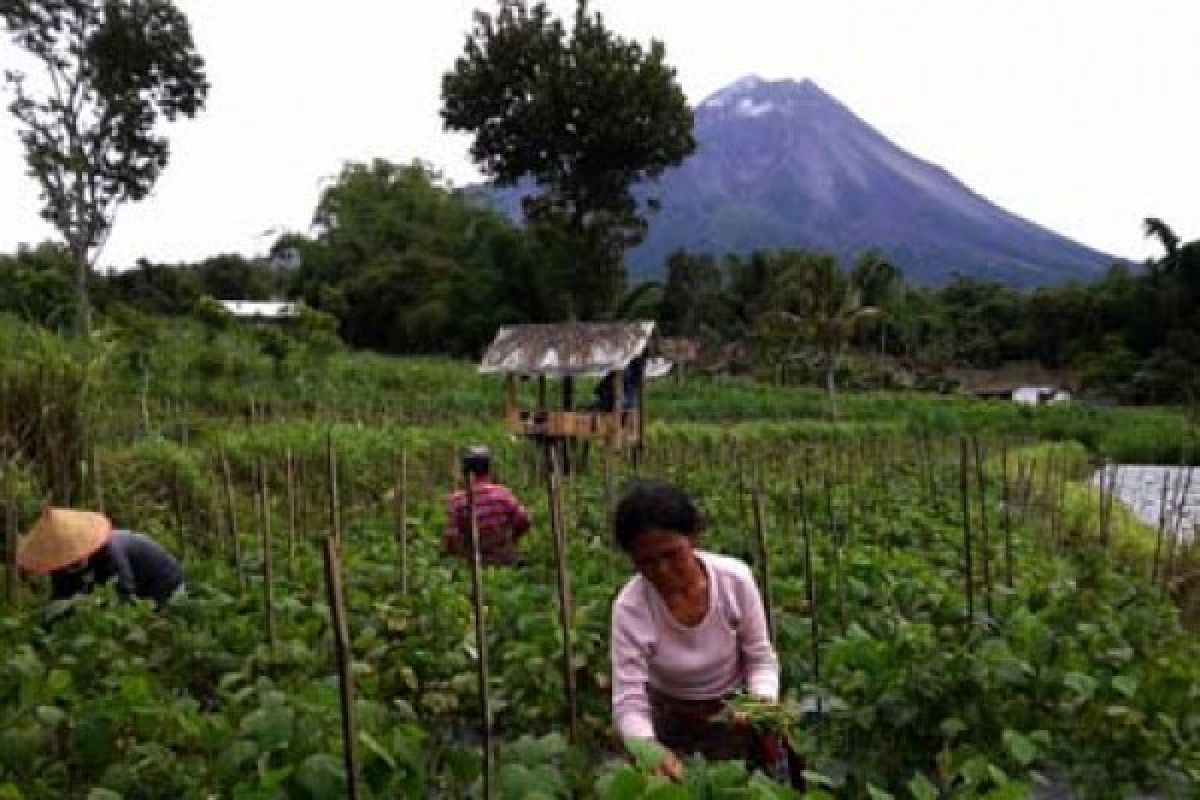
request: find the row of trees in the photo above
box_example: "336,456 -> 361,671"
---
655,219 -> 1200,404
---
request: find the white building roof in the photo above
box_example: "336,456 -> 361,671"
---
219,301 -> 299,319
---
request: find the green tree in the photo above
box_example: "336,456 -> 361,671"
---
441,0 -> 695,318
760,251 -> 879,419
0,241 -> 76,328
294,159 -> 545,354
2,0 -> 208,336
659,250 -> 728,341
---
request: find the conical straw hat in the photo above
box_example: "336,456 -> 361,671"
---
17,508 -> 113,574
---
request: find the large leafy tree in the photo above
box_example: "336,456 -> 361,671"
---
1,0 -> 208,335
441,0 -> 695,319
291,159 -> 546,354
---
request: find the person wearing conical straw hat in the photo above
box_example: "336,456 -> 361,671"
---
18,507 -> 184,613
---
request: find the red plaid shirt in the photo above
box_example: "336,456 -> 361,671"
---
444,480 -> 531,565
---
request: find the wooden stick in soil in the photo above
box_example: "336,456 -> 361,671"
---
393,448 -> 409,595
284,449 -> 296,576
823,466 -> 847,634
749,485 -> 776,644
327,432 -> 342,546
545,444 -> 579,743
1001,441 -> 1015,589
4,459 -> 17,607
1167,464 -> 1194,578
972,436 -> 994,619
321,535 -> 361,800
172,462 -> 188,564
259,458 -> 275,650
797,482 -> 820,708
463,470 -> 495,799
959,437 -> 975,625
220,451 -> 245,591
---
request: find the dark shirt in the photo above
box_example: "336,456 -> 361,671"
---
51,530 -> 183,608
591,357 -> 645,411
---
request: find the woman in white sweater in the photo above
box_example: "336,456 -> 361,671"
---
610,480 -> 791,782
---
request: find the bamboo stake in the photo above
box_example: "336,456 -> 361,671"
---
220,451 -> 245,591
823,467 -> 846,634
545,445 -> 579,743
393,448 -> 409,595
960,437 -> 975,625
797,482 -> 820,702
463,472 -> 494,799
1001,441 -> 1015,589
972,437 -> 993,619
4,458 -> 17,607
321,536 -> 361,800
749,486 -> 776,644
285,449 -> 296,576
172,462 -> 188,563
259,458 -> 275,650
327,432 -> 342,546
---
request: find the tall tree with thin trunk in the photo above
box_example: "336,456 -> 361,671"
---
2,0 -> 208,336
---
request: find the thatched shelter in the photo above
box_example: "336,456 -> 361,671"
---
479,321 -> 655,445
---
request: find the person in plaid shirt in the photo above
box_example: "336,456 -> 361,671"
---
444,446 -> 532,566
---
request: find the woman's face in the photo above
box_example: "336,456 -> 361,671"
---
628,529 -> 700,594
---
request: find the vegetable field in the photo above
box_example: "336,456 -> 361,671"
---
2,321 -> 1199,799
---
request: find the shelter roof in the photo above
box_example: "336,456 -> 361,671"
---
479,321 -> 655,378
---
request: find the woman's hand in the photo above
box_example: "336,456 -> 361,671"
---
656,749 -> 684,782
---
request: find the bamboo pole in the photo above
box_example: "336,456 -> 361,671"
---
1001,441 -> 1015,589
394,449 -> 409,595
545,445 -> 579,743
972,437 -> 993,619
960,437 -> 975,625
321,536 -> 361,800
463,473 -> 494,799
285,450 -> 296,576
259,458 -> 275,650
172,462 -> 188,563
220,451 -> 245,591
749,486 -> 776,644
797,482 -> 820,702
4,458 -> 17,607
823,466 -> 846,634
327,433 -> 342,546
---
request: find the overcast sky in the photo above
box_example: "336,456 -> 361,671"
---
2,0 -> 1197,272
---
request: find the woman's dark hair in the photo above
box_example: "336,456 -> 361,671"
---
461,445 -> 492,477
614,479 -> 703,551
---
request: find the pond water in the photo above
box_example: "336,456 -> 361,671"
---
1091,465 -> 1199,541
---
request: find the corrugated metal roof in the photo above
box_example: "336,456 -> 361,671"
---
219,301 -> 299,318
479,321 -> 655,378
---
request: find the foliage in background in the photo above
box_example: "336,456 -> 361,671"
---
1,0 -> 209,335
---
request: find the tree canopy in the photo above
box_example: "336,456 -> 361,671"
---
1,0 -> 208,334
441,0 -> 695,318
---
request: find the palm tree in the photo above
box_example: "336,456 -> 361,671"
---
762,252 -> 879,420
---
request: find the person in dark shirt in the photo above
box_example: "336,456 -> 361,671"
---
590,355 -> 646,412
17,508 -> 184,614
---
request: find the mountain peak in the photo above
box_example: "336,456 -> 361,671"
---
482,77 -> 1114,287
698,76 -> 837,120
